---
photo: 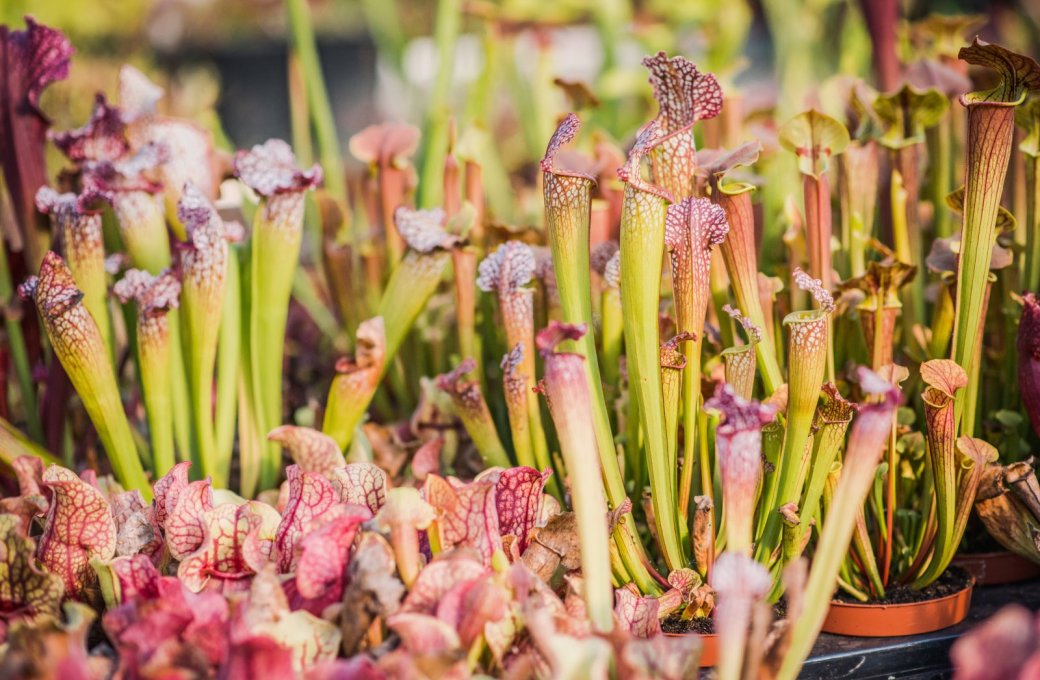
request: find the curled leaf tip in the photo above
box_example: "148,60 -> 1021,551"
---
394,206 -> 459,253
793,267 -> 836,312
177,182 -> 222,239
723,304 -> 762,343
541,113 -> 594,181
476,241 -> 535,293
233,138 -> 322,196
697,140 -> 762,181
500,343 -> 524,375
662,331 -> 696,351
956,436 -> 999,465
266,426 -> 346,476
536,321 -> 588,356
642,52 -> 723,131
920,359 -> 969,398
50,93 -> 128,162
21,252 -> 83,318
436,358 -> 478,394
958,38 -> 1040,103
112,268 -> 180,315
5,17 -> 74,113
706,382 -> 777,431
617,120 -> 674,202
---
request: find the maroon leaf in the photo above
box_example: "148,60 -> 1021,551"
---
164,478 -> 214,560
477,466 -> 551,552
152,460 -> 190,528
177,501 -> 280,593
0,456 -> 49,532
424,474 -> 502,564
223,635 -> 296,680
293,505 -> 370,603
105,553 -> 161,603
613,586 -> 662,638
103,573 -> 231,676
1019,293 -> 1040,439
436,576 -> 511,648
36,465 -> 117,599
50,93 -> 128,162
0,17 -> 73,240
275,465 -> 338,573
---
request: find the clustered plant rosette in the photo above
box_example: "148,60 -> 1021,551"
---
0,451 -> 718,679
7,8 -> 1040,679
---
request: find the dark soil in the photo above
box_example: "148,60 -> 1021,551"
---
661,615 -> 715,635
833,566 -> 973,605
660,600 -> 787,634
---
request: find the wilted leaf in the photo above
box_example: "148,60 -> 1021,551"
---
110,490 -> 162,561
340,533 -> 405,654
0,602 -> 109,680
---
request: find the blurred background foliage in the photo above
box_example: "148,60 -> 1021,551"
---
5,0 -> 1038,225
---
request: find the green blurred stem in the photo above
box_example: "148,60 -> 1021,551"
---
929,118 -> 954,239
0,416 -> 56,466
620,185 -> 686,571
0,246 -> 41,443
251,203 -> 304,490
756,311 -> 828,564
167,312 -> 193,463
1026,156 -> 1040,293
136,313 -> 175,478
214,246 -> 241,478
418,0 -> 462,208
601,288 -> 623,388
360,0 -> 406,72
544,171 -> 658,592
953,100 -> 1018,435
285,0 -> 349,228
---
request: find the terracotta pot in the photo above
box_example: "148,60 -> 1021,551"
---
952,551 -> 1040,586
664,631 -> 718,666
821,576 -> 974,637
